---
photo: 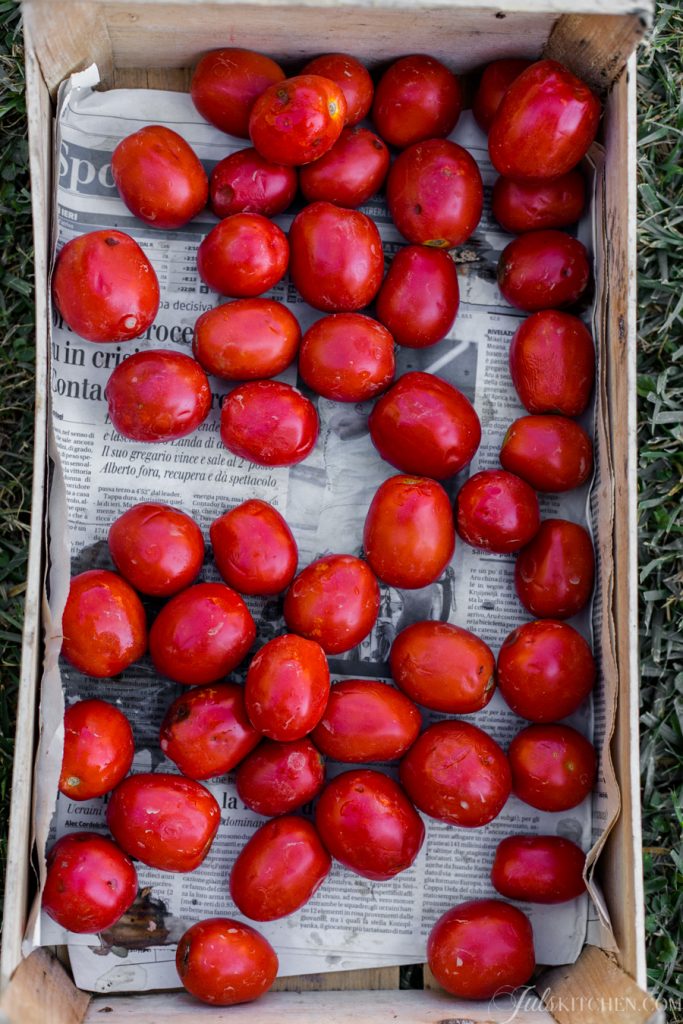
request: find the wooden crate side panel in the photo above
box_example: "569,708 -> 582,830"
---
21,2 -> 115,94
544,13 -> 649,93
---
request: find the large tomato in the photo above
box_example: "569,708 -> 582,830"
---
472,58 -> 532,133
298,313 -> 395,402
236,737 -> 325,816
193,298 -> 300,381
491,835 -> 586,903
509,310 -> 595,416
372,55 -> 461,148
210,148 -> 297,219
43,833 -> 138,934
244,633 -> 330,741
190,48 -> 285,138
515,518 -> 595,618
108,502 -> 204,597
249,75 -> 346,165
375,245 -> 459,348
455,468 -> 540,553
176,917 -> 278,1006
500,415 -> 593,492
301,53 -> 373,126
492,170 -> 586,234
509,723 -> 597,811
220,381 -> 318,466
59,699 -> 134,801
300,127 -> 389,209
197,213 -> 289,297
61,570 -> 146,678
312,680 -> 421,762
498,230 -> 590,311
210,499 -> 298,595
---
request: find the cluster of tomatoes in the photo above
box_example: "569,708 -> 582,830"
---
46,46 -> 601,1007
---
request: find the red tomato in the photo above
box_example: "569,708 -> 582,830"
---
400,720 -> 511,827
301,53 -> 373,126
315,769 -> 424,880
389,621 -> 495,714
176,917 -> 278,1006
149,582 -> 256,685
492,835 -> 586,903
510,310 -> 595,416
52,230 -> 159,343
492,171 -> 586,233
59,699 -> 134,801
105,350 -> 211,442
369,371 -> 481,479
106,773 -> 220,871
43,833 -> 138,934
236,737 -> 325,816
298,313 -> 395,402
210,499 -> 298,595
427,899 -> 535,999
245,633 -> 330,741
500,415 -> 593,492
289,201 -> 383,311
61,570 -> 146,678
190,48 -> 285,138
489,59 -> 600,180
299,127 -> 389,208
509,723 -> 597,811
229,816 -> 331,920
249,75 -> 347,166
472,58 -> 533,133
312,680 -> 421,762
197,213 -> 289,297
455,469 -> 540,553
220,381 -> 318,466
210,148 -> 297,218
108,502 -> 204,597
515,518 -> 595,618
159,683 -> 261,779
283,554 -> 380,654
372,55 -> 461,148
375,245 -> 459,348
193,298 -> 300,381
363,475 -> 455,589
498,230 -> 590,311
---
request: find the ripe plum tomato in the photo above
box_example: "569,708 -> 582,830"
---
159,683 -> 260,779
492,170 -> 586,234
289,202 -> 383,311
283,554 -> 380,654
510,310 -> 595,416
245,633 -> 330,741
375,245 -> 459,348
61,570 -> 146,678
302,53 -> 373,126
390,621 -> 495,714
176,917 -> 278,1006
500,415 -> 593,492
315,769 -> 424,880
489,59 -> 600,180
369,371 -> 481,480
52,230 -> 159,343
229,816 -> 331,920
249,74 -> 346,166
372,55 -> 461,149
312,680 -> 421,762
363,475 -> 455,589
427,899 -> 535,1000
298,314 -> 395,402
236,737 -> 325,816
149,582 -> 256,685
299,127 -> 389,208
43,833 -> 138,934
108,502 -> 204,597
59,700 -> 134,801
455,469 -> 540,553
515,518 -> 595,619
192,298 -> 300,381
220,381 -> 318,466
210,499 -> 298,595
509,723 -> 597,811
400,720 -> 511,827
190,48 -> 285,138
107,773 -> 220,871
472,58 -> 533,133
105,350 -> 211,442
210,148 -> 297,218
492,835 -> 586,904
498,230 -> 590,311
387,139 -> 483,248
197,213 -> 288,297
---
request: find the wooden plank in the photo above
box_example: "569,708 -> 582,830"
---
22,1 -> 115,96
99,0 -> 651,9
0,949 -> 91,1024
113,66 -> 149,87
541,946 -> 662,1023
544,12 -> 649,93
271,966 -> 400,991
146,67 -> 193,91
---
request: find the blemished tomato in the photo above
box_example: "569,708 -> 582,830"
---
283,554 -> 380,654
149,582 -> 256,685
498,230 -> 590,311
52,230 -> 159,343
229,816 -> 331,920
312,680 -> 421,762
491,835 -> 587,903
105,350 -> 211,442
369,371 -> 481,479
509,723 -> 597,811
43,833 -> 138,934
210,148 -> 297,218
61,570 -> 147,678
190,48 -> 285,138
177,918 -> 278,1006
515,518 -> 595,618
249,75 -> 347,166
299,127 -> 390,208
510,310 -> 595,416
236,737 -> 325,816
220,381 -> 319,466
500,415 -> 593,492
372,55 -> 461,149
302,53 -> 373,127
315,769 -> 425,880
108,502 -> 205,597
245,633 -> 330,741
489,59 -> 600,180
472,58 -> 533,133
492,170 -> 586,234
159,683 -> 261,779
389,621 -> 496,714
455,469 -> 540,553
210,499 -> 298,595
107,772 -> 220,871
363,475 -> 455,589
289,201 -> 383,312
298,313 -> 395,402
399,720 -> 511,827
375,245 -> 459,349
192,298 -> 300,381
197,213 -> 289,297
59,699 -> 134,801
427,899 -> 535,1000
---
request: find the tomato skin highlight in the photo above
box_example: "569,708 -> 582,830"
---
197,213 -> 289,297
108,502 -> 204,597
509,310 -> 595,416
312,680 -> 421,762
249,74 -> 347,166
245,633 -> 330,741
43,833 -> 138,934
220,380 -> 319,467
455,469 -> 540,553
375,245 -> 459,349
176,917 -> 278,1006
193,298 -> 300,382
500,415 -> 593,492
190,48 -> 285,138
61,570 -> 147,678
492,835 -> 587,903
59,699 -> 134,801
236,737 -> 325,816
498,230 -> 590,311
299,127 -> 389,209
472,58 -> 533,133
509,723 -> 597,811
299,313 -> 395,403
210,147 -> 297,218
210,499 -> 298,596
492,170 -> 586,234
515,517 -> 595,619
372,55 -> 462,149
301,53 -> 373,127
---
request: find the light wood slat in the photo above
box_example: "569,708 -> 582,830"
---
0,949 -> 91,1024
544,12 -> 649,92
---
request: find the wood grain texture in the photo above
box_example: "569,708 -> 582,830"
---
22,1 -> 115,95
0,949 -> 91,1024
544,12 -> 649,92
271,966 -> 400,991
542,946 -> 662,1023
